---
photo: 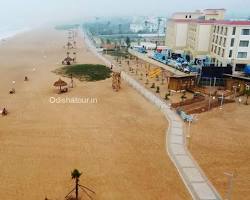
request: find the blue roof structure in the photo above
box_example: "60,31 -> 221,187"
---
244,65 -> 250,75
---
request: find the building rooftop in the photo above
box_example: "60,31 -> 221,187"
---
224,74 -> 250,81
169,19 -> 250,26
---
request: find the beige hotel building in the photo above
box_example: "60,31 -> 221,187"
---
165,9 -> 250,73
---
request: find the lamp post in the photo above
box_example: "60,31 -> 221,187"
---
232,85 -> 237,100
186,115 -> 198,149
220,92 -> 224,109
224,172 -> 234,200
208,78 -> 212,110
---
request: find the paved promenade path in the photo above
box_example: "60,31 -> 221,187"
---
84,32 -> 221,200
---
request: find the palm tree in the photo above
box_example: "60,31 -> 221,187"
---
71,169 -> 82,200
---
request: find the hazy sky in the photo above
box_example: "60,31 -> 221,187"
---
0,0 -> 249,27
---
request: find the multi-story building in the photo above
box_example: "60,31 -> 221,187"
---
210,22 -> 250,72
165,9 -> 250,73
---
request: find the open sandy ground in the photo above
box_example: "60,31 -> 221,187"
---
189,103 -> 250,199
0,28 -> 190,200
103,48 -> 250,199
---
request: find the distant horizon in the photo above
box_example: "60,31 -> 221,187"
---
0,0 -> 249,27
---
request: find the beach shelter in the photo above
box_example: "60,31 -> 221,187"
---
53,78 -> 67,92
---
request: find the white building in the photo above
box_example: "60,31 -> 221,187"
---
210,22 -> 250,72
165,9 -> 250,73
130,16 -> 166,34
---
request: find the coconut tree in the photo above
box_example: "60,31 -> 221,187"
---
71,169 -> 82,200
65,169 -> 95,200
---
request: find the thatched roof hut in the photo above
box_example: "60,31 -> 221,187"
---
54,78 -> 67,92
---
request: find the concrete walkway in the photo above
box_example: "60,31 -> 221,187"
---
84,32 -> 221,200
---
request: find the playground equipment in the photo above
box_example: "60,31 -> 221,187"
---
112,72 -> 121,92
149,68 -> 162,79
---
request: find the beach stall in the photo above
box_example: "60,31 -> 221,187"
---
168,75 -> 196,91
224,74 -> 250,93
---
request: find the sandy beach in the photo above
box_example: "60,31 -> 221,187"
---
190,104 -> 250,199
0,28 -> 191,200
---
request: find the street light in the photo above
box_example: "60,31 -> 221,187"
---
224,172 -> 234,200
232,85 -> 237,100
220,92 -> 224,109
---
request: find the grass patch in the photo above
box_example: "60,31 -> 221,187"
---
106,49 -> 130,58
54,64 -> 112,82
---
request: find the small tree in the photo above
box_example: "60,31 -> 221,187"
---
125,36 -> 131,48
165,92 -> 170,100
156,86 -> 160,93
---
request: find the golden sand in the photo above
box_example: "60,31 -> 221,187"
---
0,28 -> 190,200
189,104 -> 250,200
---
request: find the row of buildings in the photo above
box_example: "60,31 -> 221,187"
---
130,16 -> 166,34
165,9 -> 250,73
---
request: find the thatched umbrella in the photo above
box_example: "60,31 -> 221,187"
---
54,78 -> 67,92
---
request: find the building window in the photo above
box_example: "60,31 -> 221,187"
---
229,50 -> 233,58
217,26 -> 220,33
213,26 -> 216,33
215,36 -> 218,43
189,15 -> 191,18
219,37 -> 222,45
211,45 -> 214,52
237,52 -> 248,58
225,27 -> 228,35
232,27 -> 236,35
214,46 -> 217,53
222,49 -> 225,57
241,29 -> 250,35
220,27 -> 224,34
239,40 -> 249,47
230,38 -> 235,47
218,47 -> 221,55
223,38 -> 226,47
